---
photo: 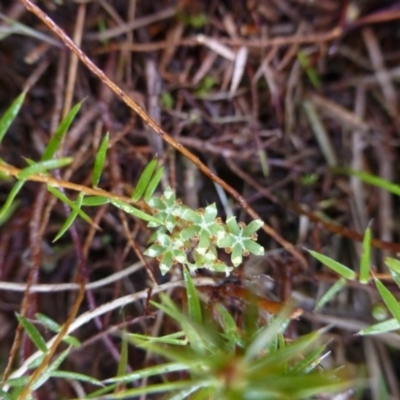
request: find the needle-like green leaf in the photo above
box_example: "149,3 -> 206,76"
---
131,158 -> 157,202
41,101 -> 82,161
16,314 -> 47,353
81,196 -> 109,206
53,192 -> 84,242
359,318 -> 400,336
338,168 -> 400,196
0,180 -> 24,219
47,186 -> 93,225
144,166 -> 164,201
359,226 -> 372,284
183,268 -> 202,325
315,278 -> 346,310
374,278 -> 400,325
111,199 -> 163,225
0,91 -> 26,144
17,158 -> 72,180
92,132 -> 109,187
307,249 -> 356,280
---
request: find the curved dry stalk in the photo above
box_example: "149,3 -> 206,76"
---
7,277 -> 216,385
18,0 -> 307,268
0,261 -> 144,292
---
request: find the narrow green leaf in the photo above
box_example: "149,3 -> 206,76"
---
290,344 -> 326,373
144,167 -> 164,201
315,278 -> 346,310
359,226 -> 372,284
1,376 -> 29,388
374,278 -> 400,324
92,132 -> 109,187
245,310 -> 290,361
111,198 -> 163,225
32,348 -> 70,390
41,101 -> 82,161
359,318 -> 400,336
16,314 -> 47,353
307,249 -> 356,280
215,304 -> 242,347
183,267 -> 202,324
105,362 -> 188,384
131,158 -> 157,202
127,331 -> 186,346
62,335 -> 81,348
0,91 -> 26,144
338,168 -> 400,196
81,196 -> 109,206
35,313 -> 61,333
117,330 -> 129,378
377,373 -> 390,400
17,158 -> 72,180
47,186 -> 93,225
53,192 -> 84,242
50,370 -> 103,387
0,181 -> 23,220
385,258 -> 400,275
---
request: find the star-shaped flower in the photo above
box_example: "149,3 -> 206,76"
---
218,217 -> 264,267
179,204 -> 226,255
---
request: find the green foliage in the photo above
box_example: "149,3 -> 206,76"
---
359,226 -> 372,284
307,249 -> 356,281
144,187 -> 264,275
2,313 -> 98,398
42,101 -> 82,161
94,277 -> 350,400
297,51 -> 321,89
0,91 -> 26,145
92,132 -> 108,187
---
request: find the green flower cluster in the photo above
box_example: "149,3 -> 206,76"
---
144,187 -> 264,275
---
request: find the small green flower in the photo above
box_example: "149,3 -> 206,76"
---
144,233 -> 188,275
218,217 -> 264,267
147,187 -> 183,232
179,204 -> 226,255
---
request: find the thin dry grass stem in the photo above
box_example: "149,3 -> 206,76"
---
350,85 -> 368,233
0,261 -> 144,293
351,6 -> 400,27
362,27 -> 399,121
362,28 -> 396,261
364,337 -> 382,400
51,50 -> 67,131
307,92 -> 372,132
85,6 -> 177,41
62,2 -> 85,120
19,0 -> 307,268
376,341 -> 400,399
225,159 -> 278,204
303,100 -> 338,168
119,212 -> 157,285
95,27 -> 344,54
